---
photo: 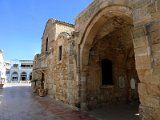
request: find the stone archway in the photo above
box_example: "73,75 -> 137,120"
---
29,72 -> 32,80
11,71 -> 18,81
20,72 -> 27,81
78,6 -> 141,119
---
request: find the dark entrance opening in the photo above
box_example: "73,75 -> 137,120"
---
29,73 -> 32,80
30,75 -> 32,80
45,38 -> 48,51
101,59 -> 113,85
41,73 -> 45,89
22,77 -> 26,80
58,46 -> 62,61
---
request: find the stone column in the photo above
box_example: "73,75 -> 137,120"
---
133,0 -> 160,119
80,71 -> 88,111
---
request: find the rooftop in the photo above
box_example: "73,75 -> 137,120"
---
48,18 -> 74,28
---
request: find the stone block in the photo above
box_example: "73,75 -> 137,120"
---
147,2 -> 156,14
154,108 -> 160,120
149,21 -> 160,32
138,83 -> 148,96
48,84 -> 53,90
153,52 -> 160,67
150,30 -> 160,44
135,55 -> 151,69
137,69 -> 150,82
140,105 -> 160,120
152,68 -> 160,83
133,36 -> 147,48
139,6 -> 148,18
152,43 -> 160,52
140,95 -> 160,108
139,105 -> 155,120
137,69 -> 160,85
133,27 -> 145,38
146,83 -> 160,97
157,0 -> 160,11
133,0 -> 151,9
111,0 -> 132,7
134,46 -> 149,56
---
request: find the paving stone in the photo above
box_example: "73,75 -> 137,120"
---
0,83 -> 97,120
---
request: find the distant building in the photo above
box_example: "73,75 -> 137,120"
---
5,61 -> 11,82
0,49 -> 6,83
8,59 -> 33,82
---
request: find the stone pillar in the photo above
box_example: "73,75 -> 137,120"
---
80,71 -> 88,111
133,0 -> 160,119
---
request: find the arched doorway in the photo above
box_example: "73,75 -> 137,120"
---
79,5 -> 139,119
11,72 -> 18,81
20,72 -> 27,81
29,72 -> 32,80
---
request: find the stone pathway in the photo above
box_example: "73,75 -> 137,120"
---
0,83 -> 139,120
89,102 -> 139,120
0,83 -> 97,120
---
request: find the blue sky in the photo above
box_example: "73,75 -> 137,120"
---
0,0 -> 92,61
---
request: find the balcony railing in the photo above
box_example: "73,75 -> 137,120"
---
33,52 -> 49,71
21,67 -> 33,69
11,66 -> 19,69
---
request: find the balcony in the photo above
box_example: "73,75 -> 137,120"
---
11,66 -> 19,69
33,52 -> 49,71
21,67 -> 33,69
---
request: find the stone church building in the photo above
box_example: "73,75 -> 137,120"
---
32,0 -> 160,119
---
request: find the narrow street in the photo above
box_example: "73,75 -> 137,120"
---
0,83 -> 139,120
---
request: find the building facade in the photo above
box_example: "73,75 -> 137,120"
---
32,0 -> 160,119
8,60 -> 33,82
0,49 -> 6,83
5,61 -> 11,82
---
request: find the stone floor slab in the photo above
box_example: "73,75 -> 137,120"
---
0,83 -> 139,120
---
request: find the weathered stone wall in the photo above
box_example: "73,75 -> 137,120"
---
41,19 -> 74,53
32,54 -> 47,90
41,19 -> 56,53
55,24 -> 74,40
133,0 -> 160,119
31,67 -> 42,90
47,37 -> 69,102
39,20 -> 78,106
45,35 -> 79,105
86,27 -> 139,109
32,19 -> 78,106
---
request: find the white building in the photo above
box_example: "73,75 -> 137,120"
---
5,61 -> 11,82
8,59 -> 33,82
0,49 -> 6,83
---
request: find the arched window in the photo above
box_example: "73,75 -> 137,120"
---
29,72 -> 32,80
58,46 -> 62,61
11,72 -> 18,81
101,59 -> 113,85
45,37 -> 48,51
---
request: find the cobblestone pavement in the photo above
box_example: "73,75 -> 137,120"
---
0,83 -> 98,120
0,83 -> 139,120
